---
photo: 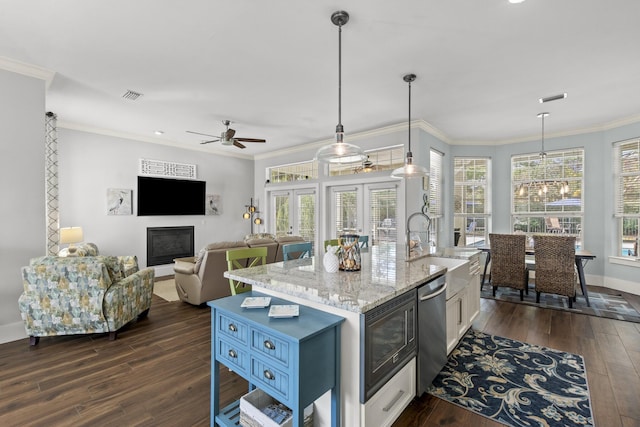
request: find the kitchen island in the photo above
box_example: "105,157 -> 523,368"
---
223,245 -> 454,427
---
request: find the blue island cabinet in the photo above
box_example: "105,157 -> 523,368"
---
208,292 -> 345,427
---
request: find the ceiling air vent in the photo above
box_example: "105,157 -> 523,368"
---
122,90 -> 143,100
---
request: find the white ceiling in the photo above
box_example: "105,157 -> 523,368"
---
2,0 -> 640,158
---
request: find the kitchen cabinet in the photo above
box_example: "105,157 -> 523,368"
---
444,253 -> 481,354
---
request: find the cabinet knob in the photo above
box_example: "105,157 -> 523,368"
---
228,323 -> 237,332
263,370 -> 275,380
263,340 -> 275,350
228,349 -> 237,359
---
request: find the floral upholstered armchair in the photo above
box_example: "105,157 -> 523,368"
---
18,254 -> 154,346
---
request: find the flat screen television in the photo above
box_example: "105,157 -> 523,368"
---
137,176 -> 206,216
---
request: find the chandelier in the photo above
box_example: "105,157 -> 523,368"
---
515,112 -> 570,197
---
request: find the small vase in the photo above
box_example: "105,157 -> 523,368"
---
323,247 -> 339,273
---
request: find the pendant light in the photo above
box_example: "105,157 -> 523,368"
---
315,11 -> 367,164
391,74 -> 429,179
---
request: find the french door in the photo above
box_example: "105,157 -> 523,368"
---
329,183 -> 398,246
270,188 -> 316,243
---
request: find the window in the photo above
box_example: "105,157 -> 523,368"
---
454,158 -> 490,246
614,138 -> 640,257
268,160 -> 317,183
328,146 -> 405,176
511,148 -> 584,246
428,149 -> 443,246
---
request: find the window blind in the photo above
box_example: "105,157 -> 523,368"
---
614,138 -> 640,217
429,149 -> 443,217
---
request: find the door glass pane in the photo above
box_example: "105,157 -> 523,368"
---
369,188 -> 397,246
274,194 -> 290,236
297,193 -> 315,243
333,190 -> 358,236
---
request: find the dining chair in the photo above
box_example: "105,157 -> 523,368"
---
282,241 -> 312,261
324,239 -> 339,252
533,235 -> 577,308
488,233 -> 528,300
226,247 -> 267,295
358,235 -> 369,249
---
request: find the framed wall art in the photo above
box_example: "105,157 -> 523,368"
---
206,194 -> 221,215
107,188 -> 132,215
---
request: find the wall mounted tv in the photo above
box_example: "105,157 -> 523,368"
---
137,176 -> 206,216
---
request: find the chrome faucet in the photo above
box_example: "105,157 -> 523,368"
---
406,211 -> 431,259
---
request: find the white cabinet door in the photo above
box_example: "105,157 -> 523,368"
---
456,287 -> 469,338
446,296 -> 461,354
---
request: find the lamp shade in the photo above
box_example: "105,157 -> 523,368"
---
60,227 -> 83,244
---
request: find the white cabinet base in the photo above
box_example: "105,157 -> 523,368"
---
361,358 -> 416,427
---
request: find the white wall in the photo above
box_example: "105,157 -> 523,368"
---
0,70 -> 45,342
57,128 -> 255,276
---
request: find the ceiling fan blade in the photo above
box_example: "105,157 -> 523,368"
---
200,139 -> 220,145
234,138 -> 266,143
233,141 -> 246,149
226,128 -> 236,139
186,130 -> 218,138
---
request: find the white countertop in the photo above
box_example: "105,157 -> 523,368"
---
224,245 -> 447,313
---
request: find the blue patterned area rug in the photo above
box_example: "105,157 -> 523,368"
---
428,329 -> 594,427
481,285 -> 640,323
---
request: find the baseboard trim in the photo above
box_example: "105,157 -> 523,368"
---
0,321 -> 27,344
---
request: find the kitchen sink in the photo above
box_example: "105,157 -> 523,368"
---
425,257 -> 470,298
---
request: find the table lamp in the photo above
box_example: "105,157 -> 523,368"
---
60,227 -> 84,255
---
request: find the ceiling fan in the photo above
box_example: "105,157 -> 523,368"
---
354,156 -> 377,173
186,120 -> 266,149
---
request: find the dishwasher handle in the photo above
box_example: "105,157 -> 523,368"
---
419,281 -> 447,301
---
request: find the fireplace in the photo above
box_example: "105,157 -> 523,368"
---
147,226 -> 194,266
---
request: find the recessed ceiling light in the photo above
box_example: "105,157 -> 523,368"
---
154,130 -> 164,135
539,93 -> 568,103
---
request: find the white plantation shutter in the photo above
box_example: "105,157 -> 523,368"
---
429,149 -> 443,217
614,139 -> 640,218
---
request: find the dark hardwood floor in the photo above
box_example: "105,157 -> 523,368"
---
1,289 -> 639,426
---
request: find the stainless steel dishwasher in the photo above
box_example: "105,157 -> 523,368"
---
416,273 -> 448,396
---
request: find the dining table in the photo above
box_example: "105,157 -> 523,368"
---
477,246 -> 596,307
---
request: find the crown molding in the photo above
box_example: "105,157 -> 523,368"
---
57,121 -> 252,160
0,56 -> 55,89
449,113 -> 640,146
254,119 -> 450,161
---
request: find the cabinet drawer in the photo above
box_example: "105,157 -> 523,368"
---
250,357 -> 290,403
217,338 -> 248,375
363,358 -> 416,427
251,329 -> 290,366
217,312 -> 248,345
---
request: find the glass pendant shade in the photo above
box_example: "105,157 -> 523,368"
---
315,140 -> 367,164
390,153 -> 429,179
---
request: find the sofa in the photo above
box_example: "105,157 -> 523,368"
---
18,249 -> 155,346
173,234 -> 306,305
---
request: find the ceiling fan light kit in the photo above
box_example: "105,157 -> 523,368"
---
391,73 -> 429,179
315,10 -> 367,164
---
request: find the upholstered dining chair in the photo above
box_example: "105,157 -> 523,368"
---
489,233 -> 529,300
324,239 -> 339,252
358,235 -> 369,250
282,241 -> 313,261
226,247 -> 267,295
533,235 -> 577,308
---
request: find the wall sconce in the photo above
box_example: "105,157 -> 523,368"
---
243,198 -> 262,234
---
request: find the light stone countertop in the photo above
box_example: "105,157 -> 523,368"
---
224,245 -> 448,313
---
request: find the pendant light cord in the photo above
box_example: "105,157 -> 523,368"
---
407,78 -> 412,154
336,22 -> 343,139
